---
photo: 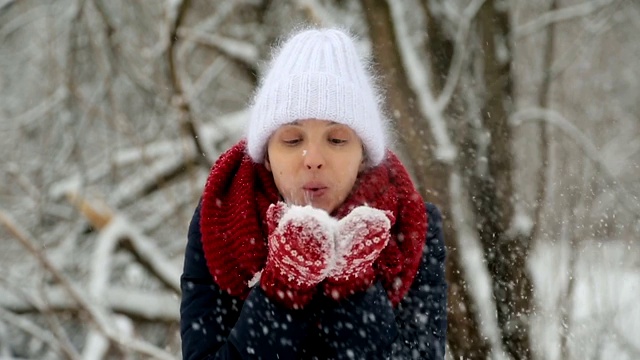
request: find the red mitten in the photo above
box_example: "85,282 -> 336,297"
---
323,206 -> 395,300
260,202 -> 337,309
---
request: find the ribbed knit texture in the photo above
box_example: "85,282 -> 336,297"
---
198,141 -> 280,297
200,140 -> 427,307
246,28 -> 387,166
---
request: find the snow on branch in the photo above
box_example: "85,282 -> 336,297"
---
0,306 -> 79,359
112,139 -> 185,167
0,210 -> 175,360
515,0 -> 615,39
91,0 -> 157,93
13,86 -> 68,129
0,285 -> 179,322
51,138 -> 195,208
387,0 -> 457,163
117,216 -> 182,293
186,56 -> 228,103
510,107 -> 640,215
448,171 -> 506,355
0,3 -> 60,39
178,27 -> 259,67
111,148 -> 195,209
199,109 -> 250,147
63,191 -> 182,294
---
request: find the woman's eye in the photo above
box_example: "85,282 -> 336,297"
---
283,139 -> 301,145
329,138 -> 347,145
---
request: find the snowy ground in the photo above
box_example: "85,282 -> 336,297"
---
529,239 -> 640,360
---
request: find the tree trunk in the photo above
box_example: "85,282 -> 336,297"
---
361,1 -> 489,358
422,1 -> 492,358
531,0 -> 558,244
468,1 -> 535,358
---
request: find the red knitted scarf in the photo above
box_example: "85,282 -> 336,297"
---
200,140 -> 427,306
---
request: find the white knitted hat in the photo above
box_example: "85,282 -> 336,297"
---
246,28 -> 388,166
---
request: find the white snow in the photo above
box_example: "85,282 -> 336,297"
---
507,205 -> 535,238
280,204 -> 332,225
248,271 -> 262,288
336,207 -> 389,248
530,239 -> 640,360
387,0 -> 458,164
267,205 -> 391,283
449,172 -> 508,358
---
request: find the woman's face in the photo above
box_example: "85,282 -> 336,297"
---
265,119 -> 365,213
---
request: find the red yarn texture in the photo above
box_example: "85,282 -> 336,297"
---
199,140 -> 427,307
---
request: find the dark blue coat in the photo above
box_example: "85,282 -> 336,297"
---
180,203 -> 447,359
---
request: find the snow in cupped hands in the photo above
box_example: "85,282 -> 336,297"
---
254,202 -> 393,288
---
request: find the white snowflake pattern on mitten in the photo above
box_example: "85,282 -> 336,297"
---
324,206 -> 394,299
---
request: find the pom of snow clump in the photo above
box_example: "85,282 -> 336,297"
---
261,203 -> 338,309
323,206 -> 393,300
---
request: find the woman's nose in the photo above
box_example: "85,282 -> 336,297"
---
303,146 -> 324,170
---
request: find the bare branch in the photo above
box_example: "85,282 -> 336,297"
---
0,4 -> 60,39
0,307 -> 79,360
118,216 -> 182,294
0,276 -> 80,360
64,191 -> 182,293
84,213 -> 121,359
511,107 -> 640,216
515,0 -> 615,39
111,151 -> 195,209
91,0 -> 157,93
178,27 -> 259,66
11,86 -> 68,129
112,140 -> 186,167
186,56 -> 228,102
167,0 -> 212,167
387,0 -> 457,163
530,0 -> 559,247
5,162 -> 41,204
435,0 -> 485,112
0,285 -> 179,322
0,211 -> 175,360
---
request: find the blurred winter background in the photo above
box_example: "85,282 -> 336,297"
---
0,0 -> 639,359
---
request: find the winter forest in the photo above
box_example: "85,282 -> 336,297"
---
1,0 -> 639,359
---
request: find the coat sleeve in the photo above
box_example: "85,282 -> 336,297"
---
180,203 -> 315,360
390,202 -> 448,359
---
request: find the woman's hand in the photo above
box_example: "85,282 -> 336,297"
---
323,206 -> 394,300
260,202 -> 337,308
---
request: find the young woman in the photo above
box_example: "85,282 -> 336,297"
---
180,28 -> 447,359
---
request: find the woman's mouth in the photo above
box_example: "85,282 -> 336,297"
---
303,183 -> 328,198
